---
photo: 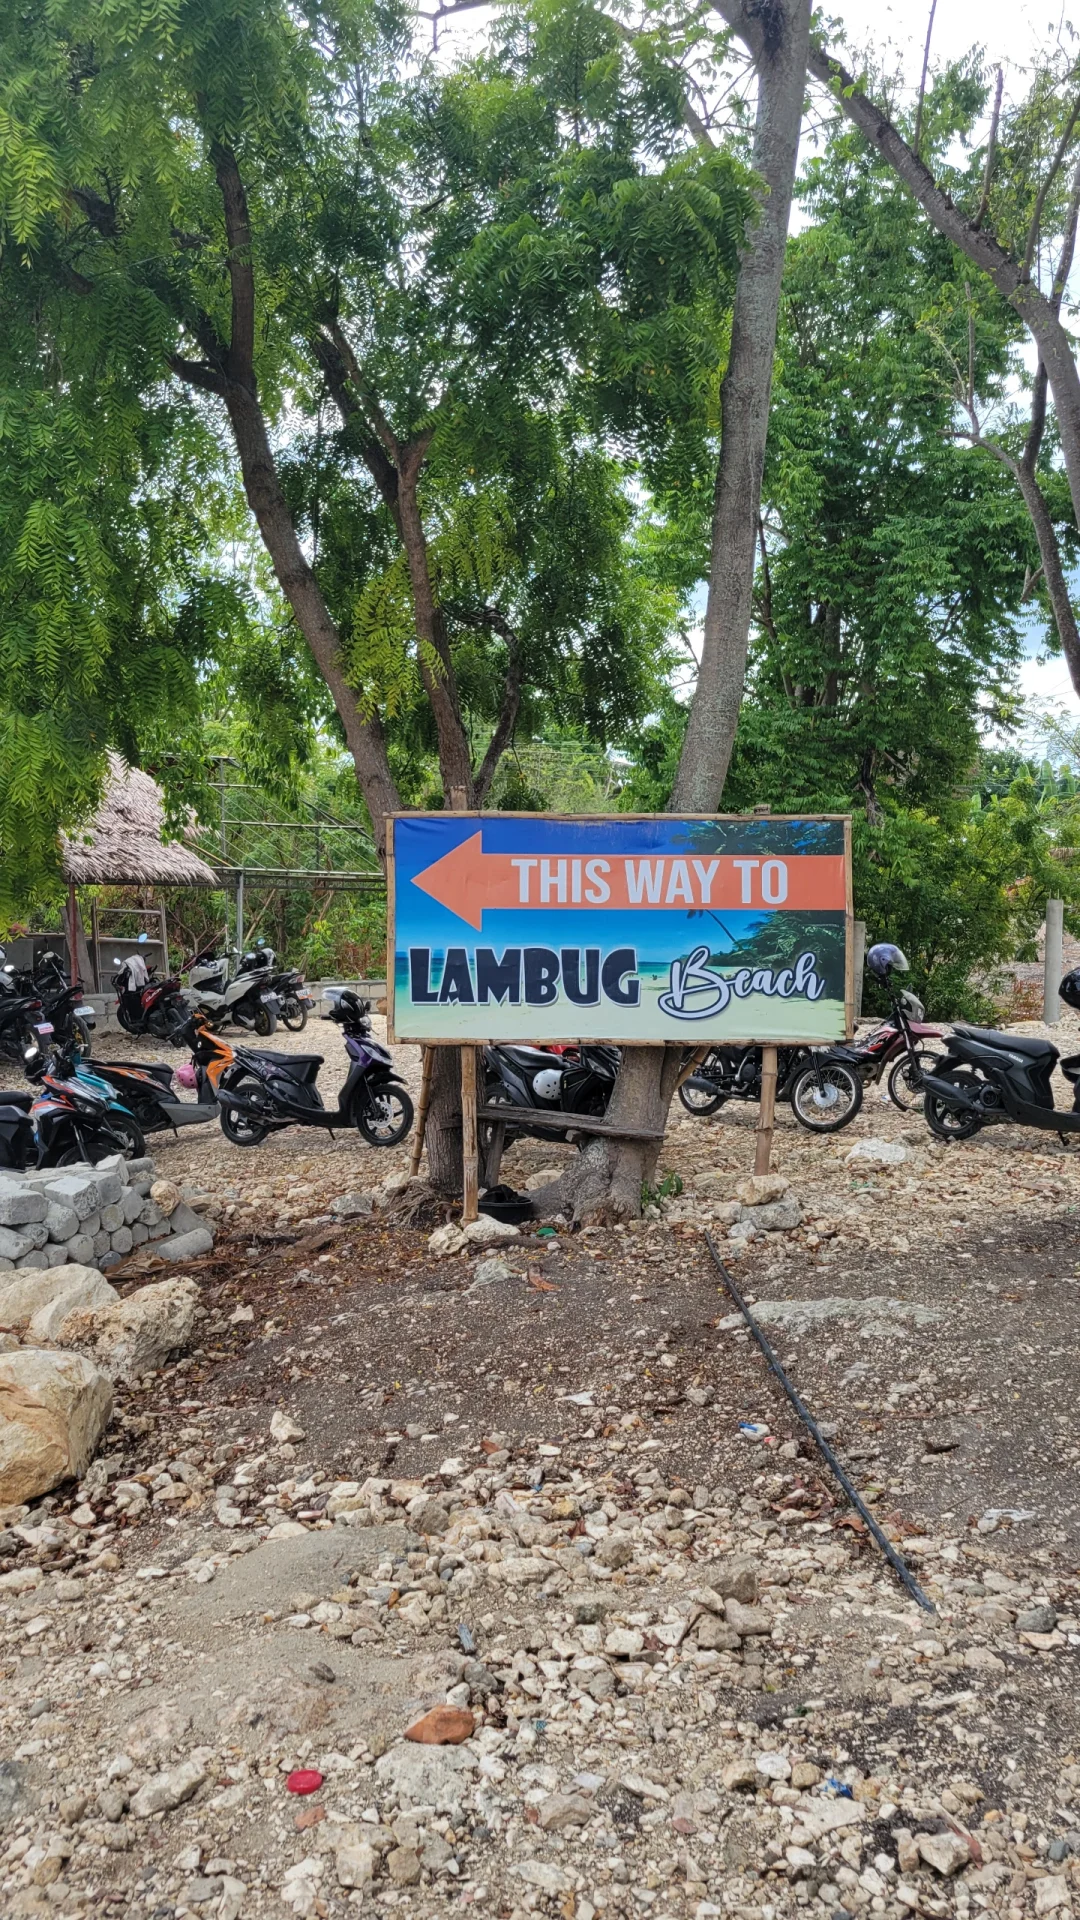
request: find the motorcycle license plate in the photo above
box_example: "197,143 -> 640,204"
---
34,1023 -> 54,1036
74,1005 -> 94,1017
260,993 -> 276,1003
301,996 -> 314,1006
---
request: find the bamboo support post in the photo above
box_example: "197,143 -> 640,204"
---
754,1045 -> 778,1175
410,1047 -> 434,1177
461,1046 -> 479,1224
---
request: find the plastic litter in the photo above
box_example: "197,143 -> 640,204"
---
286,1769 -> 324,1795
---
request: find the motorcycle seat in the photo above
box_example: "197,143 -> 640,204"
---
953,1024 -> 1058,1061
0,1091 -> 33,1110
498,1046 -> 562,1069
254,1050 -> 324,1068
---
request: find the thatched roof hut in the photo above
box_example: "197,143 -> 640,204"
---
61,753 -> 218,888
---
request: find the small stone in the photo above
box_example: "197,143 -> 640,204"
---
404,1705 -> 475,1745
916,1831 -> 971,1877
150,1179 -> 182,1217
537,1792 -> 592,1831
270,1411 -> 305,1445
696,1614 -> 740,1652
1035,1876 -> 1069,1916
735,1174 -> 789,1206
413,1498 -> 450,1536
130,1759 -> 207,1818
709,1556 -> 759,1604
791,1762 -> 821,1789
963,1646 -> 1005,1673
755,1752 -> 791,1782
605,1626 -> 644,1657
329,1191 -> 374,1218
336,1842 -> 376,1888
725,1597 -> 771,1637
721,1760 -> 758,1791
844,1137 -> 908,1166
1016,1605 -> 1058,1634
596,1535 -> 633,1570
387,1846 -> 422,1886
786,1845 -> 816,1875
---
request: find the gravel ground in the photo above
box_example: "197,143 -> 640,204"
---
3,1012 -> 1080,1918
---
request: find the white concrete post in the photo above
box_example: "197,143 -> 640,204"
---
1044,897 -> 1064,1023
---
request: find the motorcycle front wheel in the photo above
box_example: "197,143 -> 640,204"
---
218,1071 -> 273,1146
923,1068 -> 986,1142
888,1047 -> 946,1113
790,1061 -> 863,1133
281,996 -> 308,1032
678,1077 -> 727,1117
253,1003 -> 277,1037
357,1086 -> 414,1147
74,1016 -> 94,1057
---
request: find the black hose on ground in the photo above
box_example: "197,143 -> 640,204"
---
705,1231 -> 935,1614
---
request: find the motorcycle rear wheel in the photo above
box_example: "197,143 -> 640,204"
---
57,1112 -> 145,1165
219,1071 -> 273,1146
887,1046 -> 947,1113
923,1068 -> 986,1141
74,1016 -> 94,1057
678,1078 -> 726,1117
281,995 -> 307,1031
790,1062 -> 863,1133
253,1004 -> 277,1037
357,1087 -> 414,1147
116,1003 -> 138,1035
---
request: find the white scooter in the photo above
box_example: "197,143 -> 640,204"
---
181,945 -> 280,1035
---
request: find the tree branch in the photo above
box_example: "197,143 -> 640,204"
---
167,353 -> 227,395
973,66 -> 1003,230
463,608 -> 526,804
1022,88 -> 1080,281
210,142 -> 256,392
913,0 -> 937,159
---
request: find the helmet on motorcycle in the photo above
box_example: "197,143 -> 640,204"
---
1059,967 -> 1080,1012
867,942 -> 909,979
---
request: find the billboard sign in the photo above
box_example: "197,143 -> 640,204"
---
388,813 -> 852,1045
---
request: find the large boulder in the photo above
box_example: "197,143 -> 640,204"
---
52,1277 -> 198,1383
0,1266 -> 116,1333
0,1349 -> 114,1502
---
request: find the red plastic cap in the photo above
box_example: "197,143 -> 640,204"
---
286,1769 -> 324,1795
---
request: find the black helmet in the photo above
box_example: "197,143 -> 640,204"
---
1060,968 -> 1080,1011
867,941 -> 909,979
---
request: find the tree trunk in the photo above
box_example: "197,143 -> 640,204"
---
531,1046 -> 687,1224
542,0 -> 811,1221
423,1043 -> 466,1199
223,386 -> 401,851
671,0 -> 812,810
396,471 -> 476,803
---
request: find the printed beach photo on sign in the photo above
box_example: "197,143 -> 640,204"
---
389,815 -> 851,1045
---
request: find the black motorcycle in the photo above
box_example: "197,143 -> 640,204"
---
921,964 -> 1080,1146
235,941 -> 313,1031
679,1042 -> 864,1134
199,992 -> 414,1147
480,1042 -> 620,1152
9,1051 -> 146,1165
1,948 -> 96,1054
0,973 -> 50,1067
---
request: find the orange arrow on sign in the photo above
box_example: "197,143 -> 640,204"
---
410,832 -> 846,930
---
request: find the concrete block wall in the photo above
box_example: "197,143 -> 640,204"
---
0,1159 -> 214,1273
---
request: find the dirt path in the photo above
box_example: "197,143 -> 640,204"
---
4,1017 -> 1080,1917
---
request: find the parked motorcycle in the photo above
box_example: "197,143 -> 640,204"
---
480,1041 -> 621,1150
678,1041 -> 864,1134
678,1045 -> 812,1116
235,940 -> 314,1031
182,945 -> 280,1036
54,1044 -> 216,1137
920,964 -> 1080,1146
112,944 -> 189,1042
14,1048 -> 146,1164
848,943 -> 947,1110
0,948 -> 96,1054
188,993 -> 413,1147
0,971 -> 50,1067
